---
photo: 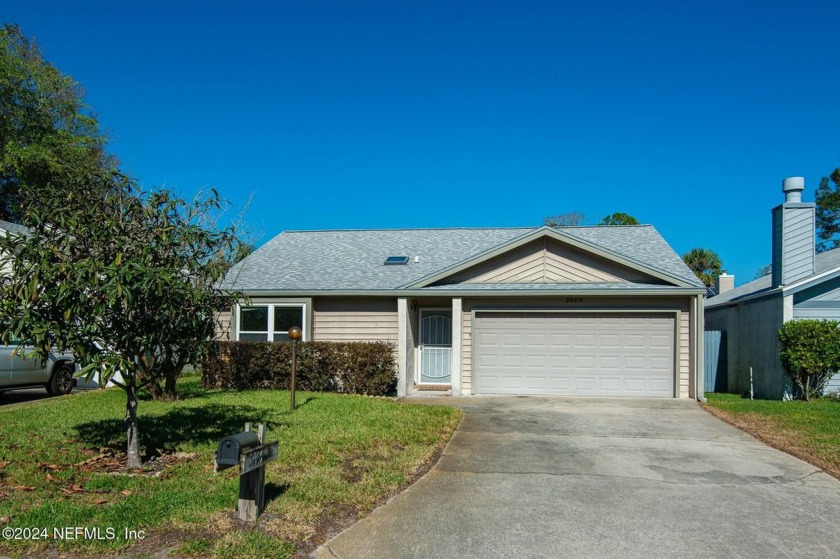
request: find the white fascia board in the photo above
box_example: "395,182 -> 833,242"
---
781,267 -> 840,295
239,287 -> 706,297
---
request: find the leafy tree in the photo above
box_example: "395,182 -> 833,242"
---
681,248 -> 723,287
778,319 -> 840,401
0,173 -> 244,468
544,212 -> 586,227
816,168 -> 840,253
754,264 -> 772,279
599,212 -> 639,226
0,24 -> 114,222
234,241 -> 255,263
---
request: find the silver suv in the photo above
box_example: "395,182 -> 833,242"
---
0,343 -> 76,396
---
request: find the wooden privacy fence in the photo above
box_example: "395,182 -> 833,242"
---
704,330 -> 728,393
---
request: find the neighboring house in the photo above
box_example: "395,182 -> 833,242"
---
0,219 -> 27,275
0,219 -> 28,237
221,224 -> 706,399
0,219 -> 108,389
705,177 -> 840,399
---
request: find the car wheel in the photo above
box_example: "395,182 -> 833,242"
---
47,363 -> 74,396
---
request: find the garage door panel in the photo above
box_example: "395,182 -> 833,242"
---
526,376 -> 547,390
550,377 -> 571,390
624,356 -> 646,369
502,375 -> 523,389
649,334 -> 671,349
600,356 -> 620,369
474,312 -> 675,397
600,334 -> 621,348
574,377 -> 595,391
624,378 -> 645,392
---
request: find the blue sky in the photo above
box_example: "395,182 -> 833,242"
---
5,1 -> 840,284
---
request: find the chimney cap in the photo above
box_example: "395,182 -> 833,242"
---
782,176 -> 805,203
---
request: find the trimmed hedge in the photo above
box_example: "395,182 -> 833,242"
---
201,340 -> 398,396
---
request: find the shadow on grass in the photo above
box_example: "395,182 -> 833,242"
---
293,396 -> 317,410
265,481 -> 289,505
74,403 -> 284,452
136,380 -> 216,402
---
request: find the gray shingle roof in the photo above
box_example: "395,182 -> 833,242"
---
223,225 -> 703,292
706,246 -> 840,308
0,220 -> 28,236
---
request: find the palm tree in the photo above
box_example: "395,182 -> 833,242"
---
682,248 -> 723,287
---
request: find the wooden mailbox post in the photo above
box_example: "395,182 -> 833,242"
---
215,422 -> 278,522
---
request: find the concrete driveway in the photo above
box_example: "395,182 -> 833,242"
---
314,397 -> 840,558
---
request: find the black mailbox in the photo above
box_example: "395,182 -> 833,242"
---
215,431 -> 261,470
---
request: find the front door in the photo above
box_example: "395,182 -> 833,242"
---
419,310 -> 452,385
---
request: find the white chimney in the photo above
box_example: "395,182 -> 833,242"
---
715,273 -> 735,294
771,177 -> 815,288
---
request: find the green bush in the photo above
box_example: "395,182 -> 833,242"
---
200,341 -> 397,396
778,319 -> 840,400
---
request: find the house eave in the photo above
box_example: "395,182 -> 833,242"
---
237,287 -> 706,298
782,267 -> 840,296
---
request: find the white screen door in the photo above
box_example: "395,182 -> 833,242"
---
419,310 -> 452,384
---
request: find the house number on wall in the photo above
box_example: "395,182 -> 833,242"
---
566,297 -> 583,303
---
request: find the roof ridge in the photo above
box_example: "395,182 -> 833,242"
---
279,224 -> 654,233
554,224 -> 652,229
281,226 -> 539,233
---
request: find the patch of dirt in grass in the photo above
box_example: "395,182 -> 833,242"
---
701,404 -> 840,480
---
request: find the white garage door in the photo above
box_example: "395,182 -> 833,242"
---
474,312 -> 675,397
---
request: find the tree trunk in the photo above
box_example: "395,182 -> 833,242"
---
147,379 -> 163,400
125,382 -> 142,469
163,374 -> 177,399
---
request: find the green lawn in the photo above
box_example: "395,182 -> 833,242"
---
703,393 -> 840,479
0,379 -> 462,558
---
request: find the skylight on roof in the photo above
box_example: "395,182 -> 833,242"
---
384,256 -> 410,265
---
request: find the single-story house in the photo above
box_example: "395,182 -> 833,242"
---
705,177 -> 840,399
220,225 -> 706,399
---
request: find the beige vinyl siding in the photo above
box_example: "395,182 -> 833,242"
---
313,298 -> 398,342
460,296 -> 692,398
680,311 -> 690,398
441,238 -> 659,285
462,308 -> 472,393
215,310 -> 232,341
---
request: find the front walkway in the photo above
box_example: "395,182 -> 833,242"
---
314,397 -> 840,558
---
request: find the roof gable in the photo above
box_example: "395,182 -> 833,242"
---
407,227 -> 697,289
431,236 -> 666,286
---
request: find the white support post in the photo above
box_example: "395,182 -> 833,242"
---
397,298 -> 409,397
451,298 -> 462,396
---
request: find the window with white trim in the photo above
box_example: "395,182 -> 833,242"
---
237,304 -> 306,342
